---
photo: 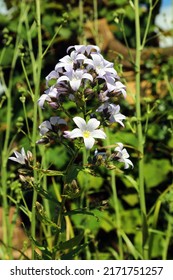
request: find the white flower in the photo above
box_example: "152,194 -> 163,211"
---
9,148 -> 32,165
96,102 -> 126,126
57,69 -> 93,91
84,53 -> 117,76
39,117 -> 67,136
108,104 -> 126,126
114,142 -> 133,169
55,51 -> 86,72
64,117 -> 106,149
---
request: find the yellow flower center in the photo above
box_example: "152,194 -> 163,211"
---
83,130 -> 90,138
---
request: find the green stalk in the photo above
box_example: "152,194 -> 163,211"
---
106,128 -> 123,259
41,148 -> 52,250
93,0 -> 99,45
79,0 -> 84,44
30,0 -> 43,259
134,0 -> 147,259
162,215 -> 172,260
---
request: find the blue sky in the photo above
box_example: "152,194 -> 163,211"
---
155,0 -> 173,47
161,0 -> 172,7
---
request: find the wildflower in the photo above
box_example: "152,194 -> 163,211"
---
64,117 -> 106,149
114,143 -> 133,169
67,45 -> 101,55
84,53 -> 117,76
9,148 -> 32,165
55,51 -> 86,72
38,86 -> 59,109
97,103 -> 126,126
57,69 -> 93,91
108,104 -> 126,126
45,70 -> 59,87
39,117 -> 67,136
100,75 -> 126,97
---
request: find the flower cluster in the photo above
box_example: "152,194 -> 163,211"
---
9,45 -> 133,169
37,44 -> 132,168
38,45 -> 126,125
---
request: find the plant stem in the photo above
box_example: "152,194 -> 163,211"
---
106,128 -> 123,259
30,0 -> 43,259
93,0 -> 99,45
79,0 -> 85,44
134,0 -> 147,259
162,215 -> 172,260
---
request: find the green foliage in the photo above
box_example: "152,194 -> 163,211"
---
144,159 -> 172,188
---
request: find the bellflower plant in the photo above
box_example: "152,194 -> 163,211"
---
8,44 -> 133,260
36,44 -> 133,172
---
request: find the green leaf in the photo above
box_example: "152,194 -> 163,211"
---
39,169 -> 64,176
144,159 -> 172,188
61,243 -> 88,260
36,202 -> 60,228
121,231 -> 143,259
65,165 -> 83,184
122,194 -> 139,206
123,175 -> 139,192
77,170 -> 103,190
35,185 -> 61,206
64,208 -> 98,221
59,231 -> 84,250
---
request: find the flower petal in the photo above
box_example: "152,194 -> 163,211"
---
65,128 -> 83,139
73,117 -> 86,130
91,129 -> 107,139
83,136 -> 95,149
86,118 -> 100,131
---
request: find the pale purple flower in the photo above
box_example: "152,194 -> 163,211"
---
38,85 -> 59,109
9,148 -> 32,165
38,94 -> 52,109
67,45 -> 100,55
39,120 -> 52,135
84,53 -> 117,76
39,117 -> 67,136
45,70 -> 59,87
97,102 -> 126,126
98,90 -> 109,102
55,51 -> 86,72
57,69 -> 93,91
99,74 -> 126,98
64,117 -> 106,149
114,143 -> 133,169
108,104 -> 126,126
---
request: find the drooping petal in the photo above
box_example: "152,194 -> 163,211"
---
82,73 -> 93,82
70,79 -> 81,91
38,94 -> 51,109
57,75 -> 70,83
118,158 -> 134,169
114,142 -> 124,152
39,120 -> 52,135
46,70 -> 59,86
83,136 -> 95,149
